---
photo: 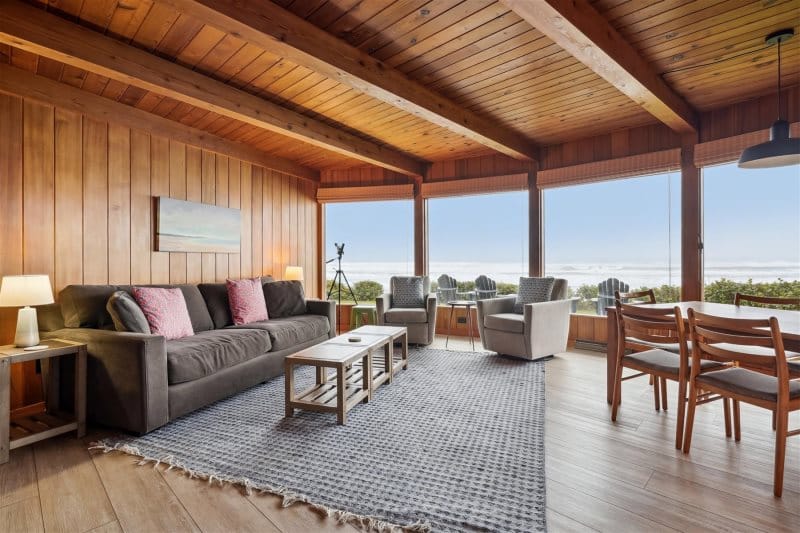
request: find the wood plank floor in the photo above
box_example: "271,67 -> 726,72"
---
2,336 -> 798,532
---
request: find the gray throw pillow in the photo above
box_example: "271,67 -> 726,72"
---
106,291 -> 151,333
263,280 -> 306,318
514,277 -> 555,314
391,276 -> 424,308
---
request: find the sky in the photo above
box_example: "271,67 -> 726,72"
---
325,162 -> 800,282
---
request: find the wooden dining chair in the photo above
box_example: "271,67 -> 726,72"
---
615,289 -> 656,305
684,310 -> 800,497
612,302 -> 725,449
734,292 -> 800,309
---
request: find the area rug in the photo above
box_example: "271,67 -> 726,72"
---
96,348 -> 547,532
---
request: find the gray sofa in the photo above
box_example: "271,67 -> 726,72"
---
476,278 -> 571,361
39,278 -> 335,434
376,276 -> 437,345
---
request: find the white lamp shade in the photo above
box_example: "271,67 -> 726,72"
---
0,275 -> 54,307
284,266 -> 304,281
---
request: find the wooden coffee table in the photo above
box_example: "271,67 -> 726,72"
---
284,326 -> 408,424
285,343 -> 371,425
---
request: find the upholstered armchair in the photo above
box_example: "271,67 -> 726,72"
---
376,276 -> 437,345
476,278 -> 571,361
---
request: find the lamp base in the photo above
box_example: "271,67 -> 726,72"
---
14,306 -> 40,348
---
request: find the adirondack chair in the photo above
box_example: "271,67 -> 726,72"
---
596,278 -> 629,315
437,274 -> 475,303
437,274 -> 458,304
474,275 -> 497,300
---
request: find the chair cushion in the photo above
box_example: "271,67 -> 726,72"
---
514,277 -> 554,314
391,276 -> 425,308
484,313 -> 525,334
166,328 -> 271,384
624,349 -> 724,376
696,367 -> 800,403
227,315 -> 329,351
788,360 -> 800,378
227,277 -> 269,325
263,280 -> 306,318
384,307 -> 428,324
198,282 -> 233,329
106,291 -> 150,334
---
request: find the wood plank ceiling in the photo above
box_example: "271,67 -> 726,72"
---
0,0 -> 797,173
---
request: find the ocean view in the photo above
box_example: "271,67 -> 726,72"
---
326,261 -> 800,292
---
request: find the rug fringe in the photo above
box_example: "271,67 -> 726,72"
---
89,440 -> 431,533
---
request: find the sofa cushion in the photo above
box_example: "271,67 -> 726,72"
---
60,284 -> 119,328
484,313 -> 525,333
514,277 -> 555,314
227,277 -> 269,325
132,287 -> 194,340
198,283 -> 233,329
106,291 -> 151,334
384,307 -> 428,324
391,276 -> 424,308
228,315 -> 329,351
263,280 -> 306,318
116,284 -> 214,333
166,328 -> 272,384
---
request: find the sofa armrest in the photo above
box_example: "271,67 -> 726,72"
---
376,293 -> 391,324
425,294 -> 438,343
306,299 -> 336,338
523,299 -> 572,358
44,328 -> 168,434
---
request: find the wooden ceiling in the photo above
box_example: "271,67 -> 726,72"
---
0,0 -> 797,176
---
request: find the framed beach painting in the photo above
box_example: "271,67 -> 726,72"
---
155,197 -> 241,253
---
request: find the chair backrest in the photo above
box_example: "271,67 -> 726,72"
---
598,278 -> 629,315
687,309 -> 789,389
734,292 -> 800,309
436,274 -> 457,303
615,289 -> 656,305
475,275 -> 496,291
615,302 -> 688,368
390,275 -> 431,297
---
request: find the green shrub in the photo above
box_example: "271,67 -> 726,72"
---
496,282 -> 518,295
705,278 -> 800,307
353,280 -> 384,302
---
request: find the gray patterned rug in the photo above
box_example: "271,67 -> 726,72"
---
97,348 -> 547,532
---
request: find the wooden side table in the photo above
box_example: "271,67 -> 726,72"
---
0,339 -> 87,463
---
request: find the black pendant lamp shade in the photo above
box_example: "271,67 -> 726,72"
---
738,29 -> 800,169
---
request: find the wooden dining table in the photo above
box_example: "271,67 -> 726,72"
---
605,301 -> 800,404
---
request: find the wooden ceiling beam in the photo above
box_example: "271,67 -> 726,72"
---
161,0 -> 538,161
0,63 -> 320,181
500,0 -> 698,133
0,0 -> 426,177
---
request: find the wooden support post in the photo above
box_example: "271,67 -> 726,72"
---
528,167 -> 543,277
317,201 -> 325,299
414,179 -> 427,277
681,133 -> 703,301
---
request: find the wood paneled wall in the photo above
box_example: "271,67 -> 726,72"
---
0,93 -> 319,409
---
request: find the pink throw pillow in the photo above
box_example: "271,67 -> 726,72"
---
131,287 -> 194,340
227,277 -> 269,325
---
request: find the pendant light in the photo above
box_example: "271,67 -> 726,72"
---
738,29 -> 800,169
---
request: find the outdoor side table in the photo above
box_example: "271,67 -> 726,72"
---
446,300 -> 477,351
0,339 -> 87,463
349,304 -> 378,329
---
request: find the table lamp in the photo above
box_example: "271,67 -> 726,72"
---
284,266 -> 304,282
0,275 -> 54,348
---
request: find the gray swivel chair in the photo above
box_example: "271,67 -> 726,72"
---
476,278 -> 571,361
376,276 -> 437,345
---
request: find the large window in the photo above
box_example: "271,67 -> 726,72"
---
324,200 -> 413,302
428,191 -> 528,301
544,171 -> 681,314
703,162 -> 800,302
